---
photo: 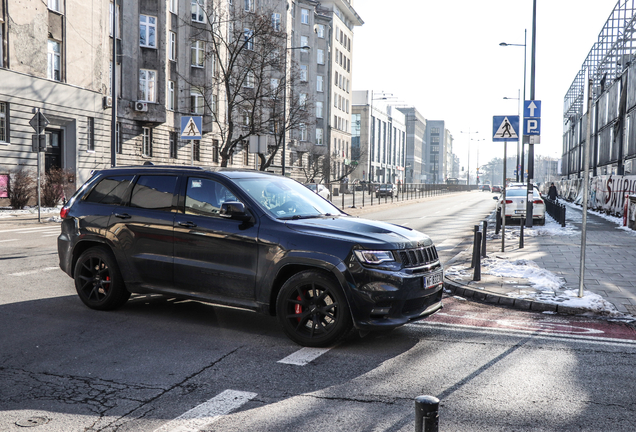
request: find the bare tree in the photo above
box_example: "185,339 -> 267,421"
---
182,1 -> 313,169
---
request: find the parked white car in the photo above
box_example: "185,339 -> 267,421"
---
494,186 -> 545,225
305,183 -> 331,200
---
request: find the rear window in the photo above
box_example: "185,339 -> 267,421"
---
84,176 -> 134,205
130,175 -> 178,211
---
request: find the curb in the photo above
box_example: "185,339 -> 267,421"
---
444,272 -> 594,317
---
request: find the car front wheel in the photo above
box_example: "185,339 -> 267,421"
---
276,270 -> 352,347
74,246 -> 130,311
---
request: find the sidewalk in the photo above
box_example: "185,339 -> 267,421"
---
444,201 -> 636,320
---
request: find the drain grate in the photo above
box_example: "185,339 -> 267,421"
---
15,417 -> 50,428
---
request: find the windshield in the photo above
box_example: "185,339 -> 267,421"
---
233,176 -> 342,220
506,188 -> 540,198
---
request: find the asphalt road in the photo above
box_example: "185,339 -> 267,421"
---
1,195 -> 635,432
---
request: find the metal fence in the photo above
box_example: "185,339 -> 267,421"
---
543,197 -> 566,227
322,182 -> 477,211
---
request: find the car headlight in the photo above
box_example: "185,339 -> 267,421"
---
354,250 -> 395,265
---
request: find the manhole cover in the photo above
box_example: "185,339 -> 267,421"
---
15,417 -> 50,428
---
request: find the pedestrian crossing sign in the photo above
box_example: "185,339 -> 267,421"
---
181,116 -> 202,140
492,115 -> 519,142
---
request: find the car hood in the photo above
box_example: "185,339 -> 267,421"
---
285,216 -> 433,250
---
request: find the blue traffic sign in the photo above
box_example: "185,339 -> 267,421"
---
524,100 -> 541,118
492,115 -> 519,141
524,118 -> 541,135
181,116 -> 202,140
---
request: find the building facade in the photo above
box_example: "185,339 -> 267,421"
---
351,90 -> 406,184
0,0 -> 363,201
397,106 -> 426,184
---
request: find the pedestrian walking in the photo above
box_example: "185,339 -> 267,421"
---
548,182 -> 557,201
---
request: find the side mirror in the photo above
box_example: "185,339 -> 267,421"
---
220,201 -> 252,222
492,196 -> 498,200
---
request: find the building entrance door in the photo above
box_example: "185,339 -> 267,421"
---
45,129 -> 63,172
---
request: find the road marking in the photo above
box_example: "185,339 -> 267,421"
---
409,321 -> 636,347
278,347 -> 332,366
436,238 -> 461,249
0,226 -> 58,234
43,233 -> 60,237
8,267 -> 59,277
0,239 -> 18,243
153,389 -> 257,432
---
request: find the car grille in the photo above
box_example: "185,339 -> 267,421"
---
398,246 -> 439,268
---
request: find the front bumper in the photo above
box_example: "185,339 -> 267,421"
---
345,263 -> 444,330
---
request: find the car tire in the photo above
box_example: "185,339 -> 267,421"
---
276,270 -> 353,347
74,246 -> 130,311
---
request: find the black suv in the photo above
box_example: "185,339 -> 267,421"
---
58,166 -> 443,346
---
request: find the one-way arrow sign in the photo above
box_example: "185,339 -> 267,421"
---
524,100 -> 541,118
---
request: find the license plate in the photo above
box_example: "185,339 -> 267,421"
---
425,271 -> 443,288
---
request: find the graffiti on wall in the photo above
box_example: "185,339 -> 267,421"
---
555,175 -> 636,216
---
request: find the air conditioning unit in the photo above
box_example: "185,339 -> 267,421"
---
134,101 -> 148,112
103,96 -> 113,109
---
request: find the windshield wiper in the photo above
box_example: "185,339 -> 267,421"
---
279,214 -> 324,220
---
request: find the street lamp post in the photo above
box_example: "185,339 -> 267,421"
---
503,89 -> 521,181
281,44 -> 311,177
500,29 -> 527,183
459,129 -> 479,186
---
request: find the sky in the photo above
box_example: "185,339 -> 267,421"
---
352,0 -> 620,173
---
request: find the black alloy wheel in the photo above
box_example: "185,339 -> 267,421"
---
74,247 -> 130,311
277,270 -> 352,347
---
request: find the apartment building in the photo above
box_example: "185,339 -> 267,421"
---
425,121 -> 453,183
0,0 -> 363,193
397,106 -> 426,184
351,90 -> 406,184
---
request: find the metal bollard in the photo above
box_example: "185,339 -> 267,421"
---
473,231 -> 482,281
495,210 -> 501,235
415,395 -> 439,432
481,220 -> 488,258
471,225 -> 479,269
352,189 -> 356,209
519,217 -> 524,248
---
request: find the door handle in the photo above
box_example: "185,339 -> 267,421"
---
114,213 -> 131,219
178,221 -> 197,228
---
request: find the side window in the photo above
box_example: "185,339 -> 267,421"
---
129,175 -> 178,211
84,176 -> 134,205
185,177 -> 237,217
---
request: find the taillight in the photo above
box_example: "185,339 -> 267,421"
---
60,206 -> 70,219
505,200 -> 513,204
533,199 -> 544,205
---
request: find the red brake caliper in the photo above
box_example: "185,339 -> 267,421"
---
295,294 -> 303,322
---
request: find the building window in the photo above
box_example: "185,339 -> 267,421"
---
244,0 -> 254,12
317,75 -> 323,92
47,40 -> 61,81
0,103 -> 8,144
317,24 -> 325,38
168,80 -> 175,110
142,127 -> 152,157
170,131 -> 178,159
191,40 -> 205,67
301,8 -> 309,24
316,128 -> 323,145
299,93 -> 307,108
169,0 -> 178,14
243,28 -> 254,50
301,36 -> 309,52
316,101 -> 323,118
212,139 -> 219,163
48,0 -> 62,13
317,49 -> 324,64
191,0 -> 205,22
271,13 -> 281,31
193,140 -> 200,161
169,31 -> 177,61
139,69 -> 156,102
300,65 -> 307,81
299,124 -> 307,141
87,117 -> 95,151
109,3 -> 120,38
212,94 -> 218,119
244,71 -> 255,88
139,15 -> 157,48
191,89 -> 204,114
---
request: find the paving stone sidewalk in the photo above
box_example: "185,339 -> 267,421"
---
444,205 -> 636,318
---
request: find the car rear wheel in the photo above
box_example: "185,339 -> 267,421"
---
74,246 -> 130,311
276,270 -> 352,347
